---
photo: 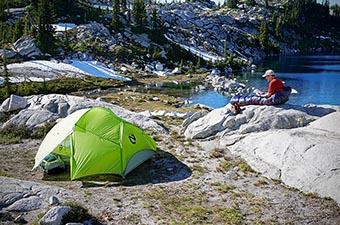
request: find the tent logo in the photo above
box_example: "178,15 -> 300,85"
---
129,134 -> 136,144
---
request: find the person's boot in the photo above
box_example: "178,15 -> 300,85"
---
231,104 -> 241,115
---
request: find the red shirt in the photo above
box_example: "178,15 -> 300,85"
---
267,78 -> 284,97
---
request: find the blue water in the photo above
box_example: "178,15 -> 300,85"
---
189,90 -> 230,108
188,55 -> 340,108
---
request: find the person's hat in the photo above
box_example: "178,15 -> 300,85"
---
262,69 -> 275,78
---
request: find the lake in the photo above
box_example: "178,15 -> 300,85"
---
188,55 -> 340,108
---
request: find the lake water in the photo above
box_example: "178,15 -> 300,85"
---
188,55 -> 340,108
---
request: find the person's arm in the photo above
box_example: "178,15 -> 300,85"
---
256,80 -> 275,98
256,91 -> 271,98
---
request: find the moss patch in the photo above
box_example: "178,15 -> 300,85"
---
145,187 -> 244,225
212,182 -> 235,193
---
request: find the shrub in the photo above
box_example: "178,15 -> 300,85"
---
62,202 -> 91,224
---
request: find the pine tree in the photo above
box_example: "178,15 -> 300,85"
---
246,0 -> 256,7
151,8 -> 159,31
111,0 -> 121,31
223,40 -> 228,58
331,4 -> 340,17
152,47 -> 160,60
13,19 -> 24,42
275,16 -> 282,38
324,0 -> 330,15
179,59 -> 184,70
195,56 -> 201,69
1,56 -> 11,98
35,0 -> 56,53
259,21 -> 269,51
265,0 -> 269,8
64,29 -> 71,52
227,0 -> 238,9
0,0 -> 6,22
132,0 -> 147,33
121,0 -> 127,13
23,16 -> 31,35
31,0 -> 39,10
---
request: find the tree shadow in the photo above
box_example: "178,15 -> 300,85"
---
42,150 -> 192,186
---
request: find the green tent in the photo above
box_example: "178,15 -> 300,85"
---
33,107 -> 157,180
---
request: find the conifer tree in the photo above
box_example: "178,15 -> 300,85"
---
13,19 -> 24,42
331,4 -> 340,17
111,0 -> 121,31
275,16 -> 282,38
265,0 -> 269,8
223,40 -> 228,58
132,0 -> 147,33
227,0 -> 238,9
196,56 -> 201,69
151,7 -> 159,31
259,21 -> 269,51
246,0 -> 256,7
31,0 -> 39,10
121,0 -> 127,13
179,59 -> 184,70
324,0 -> 330,15
23,16 -> 31,35
1,56 -> 11,98
35,0 -> 55,53
0,0 -> 6,22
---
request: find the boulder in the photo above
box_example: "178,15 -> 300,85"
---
0,177 -> 75,213
1,94 -> 167,134
49,196 -> 59,206
155,62 -> 164,71
206,75 -> 245,92
0,94 -> 28,112
6,196 -> 43,212
39,206 -> 71,225
184,107 -> 230,139
210,69 -> 221,76
12,36 -> 42,58
224,111 -> 340,204
183,104 -> 337,139
75,22 -> 116,47
171,67 -> 182,74
0,49 -> 17,59
181,110 -> 209,134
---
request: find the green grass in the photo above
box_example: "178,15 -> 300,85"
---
62,201 -> 92,224
0,122 -> 56,144
145,188 -> 244,225
212,182 -> 235,193
217,160 -> 233,173
209,148 -> 224,158
217,157 -> 256,174
238,161 -> 255,173
31,212 -> 45,225
0,124 -> 30,144
0,170 -> 9,177
192,164 -> 207,176
0,76 -> 124,102
254,179 -> 269,187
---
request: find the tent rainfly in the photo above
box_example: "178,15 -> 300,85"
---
33,107 -> 157,180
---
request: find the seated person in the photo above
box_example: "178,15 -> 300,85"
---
231,69 -> 291,114
255,69 -> 285,98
